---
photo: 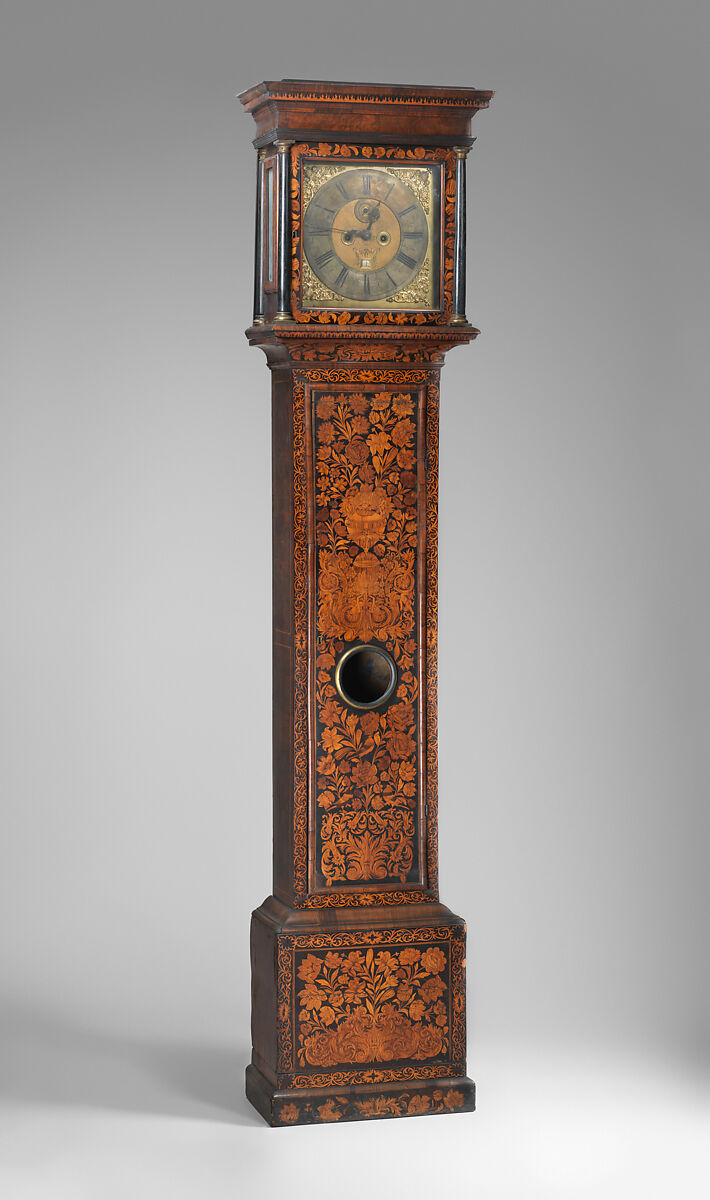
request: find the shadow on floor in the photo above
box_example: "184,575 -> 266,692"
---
0,1000 -> 263,1126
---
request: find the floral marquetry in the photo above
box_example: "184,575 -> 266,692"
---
290,143 -> 458,325
296,944 -> 449,1066
312,385 -> 422,889
286,366 -> 443,908
271,1082 -> 473,1127
275,926 -> 466,1090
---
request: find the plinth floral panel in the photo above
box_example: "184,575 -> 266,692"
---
311,385 -> 423,889
276,926 -> 466,1089
273,1080 -> 473,1126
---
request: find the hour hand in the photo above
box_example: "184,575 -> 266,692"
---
335,226 -> 372,243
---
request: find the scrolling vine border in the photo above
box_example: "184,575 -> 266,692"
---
290,144 -> 456,326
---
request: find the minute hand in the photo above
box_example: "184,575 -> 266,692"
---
324,226 -> 375,240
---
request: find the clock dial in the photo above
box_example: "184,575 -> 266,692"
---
303,167 -> 430,304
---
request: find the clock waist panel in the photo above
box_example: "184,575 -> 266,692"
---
306,380 -> 428,895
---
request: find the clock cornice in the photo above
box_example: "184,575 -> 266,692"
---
239,78 -> 494,148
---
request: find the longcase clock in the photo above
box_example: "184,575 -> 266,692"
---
239,79 -> 493,1127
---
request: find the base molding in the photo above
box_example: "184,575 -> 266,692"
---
246,1063 -> 475,1127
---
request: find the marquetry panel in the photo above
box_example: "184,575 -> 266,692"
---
290,143 -> 457,326
276,925 -> 466,1088
289,367 -> 442,908
310,383 -> 424,890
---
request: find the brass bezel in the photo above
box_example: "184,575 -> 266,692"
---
334,644 -> 398,711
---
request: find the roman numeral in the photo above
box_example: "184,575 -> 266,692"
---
308,227 -> 334,236
383,181 -> 395,201
362,273 -> 371,297
335,178 -> 349,199
316,249 -> 335,268
396,250 -> 417,270
385,271 -> 397,290
402,230 -> 423,238
398,204 -> 417,217
334,265 -> 349,289
314,203 -> 335,213
362,175 -> 371,194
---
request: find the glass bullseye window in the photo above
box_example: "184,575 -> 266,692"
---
335,644 -> 397,709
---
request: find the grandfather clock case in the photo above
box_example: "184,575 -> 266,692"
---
239,79 -> 492,1127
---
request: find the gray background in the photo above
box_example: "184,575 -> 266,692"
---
2,2 -> 708,1196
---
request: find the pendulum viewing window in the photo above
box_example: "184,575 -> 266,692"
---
335,644 -> 397,709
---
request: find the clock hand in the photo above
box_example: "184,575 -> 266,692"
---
311,213 -> 382,240
351,203 -> 382,241
353,203 -> 381,236
326,226 -> 373,241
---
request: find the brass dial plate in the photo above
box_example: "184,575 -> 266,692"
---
301,162 -> 440,310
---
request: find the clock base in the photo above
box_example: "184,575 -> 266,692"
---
246,1062 -> 475,1127
246,898 -> 471,1127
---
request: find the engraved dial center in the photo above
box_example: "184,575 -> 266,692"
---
332,199 -> 401,271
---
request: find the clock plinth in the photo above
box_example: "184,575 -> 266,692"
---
246,893 -> 474,1127
239,81 -> 492,1127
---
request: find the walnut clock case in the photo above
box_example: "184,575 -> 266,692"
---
239,79 -> 493,1127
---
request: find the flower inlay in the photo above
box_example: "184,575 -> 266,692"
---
296,944 -> 449,1068
313,387 -> 421,886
